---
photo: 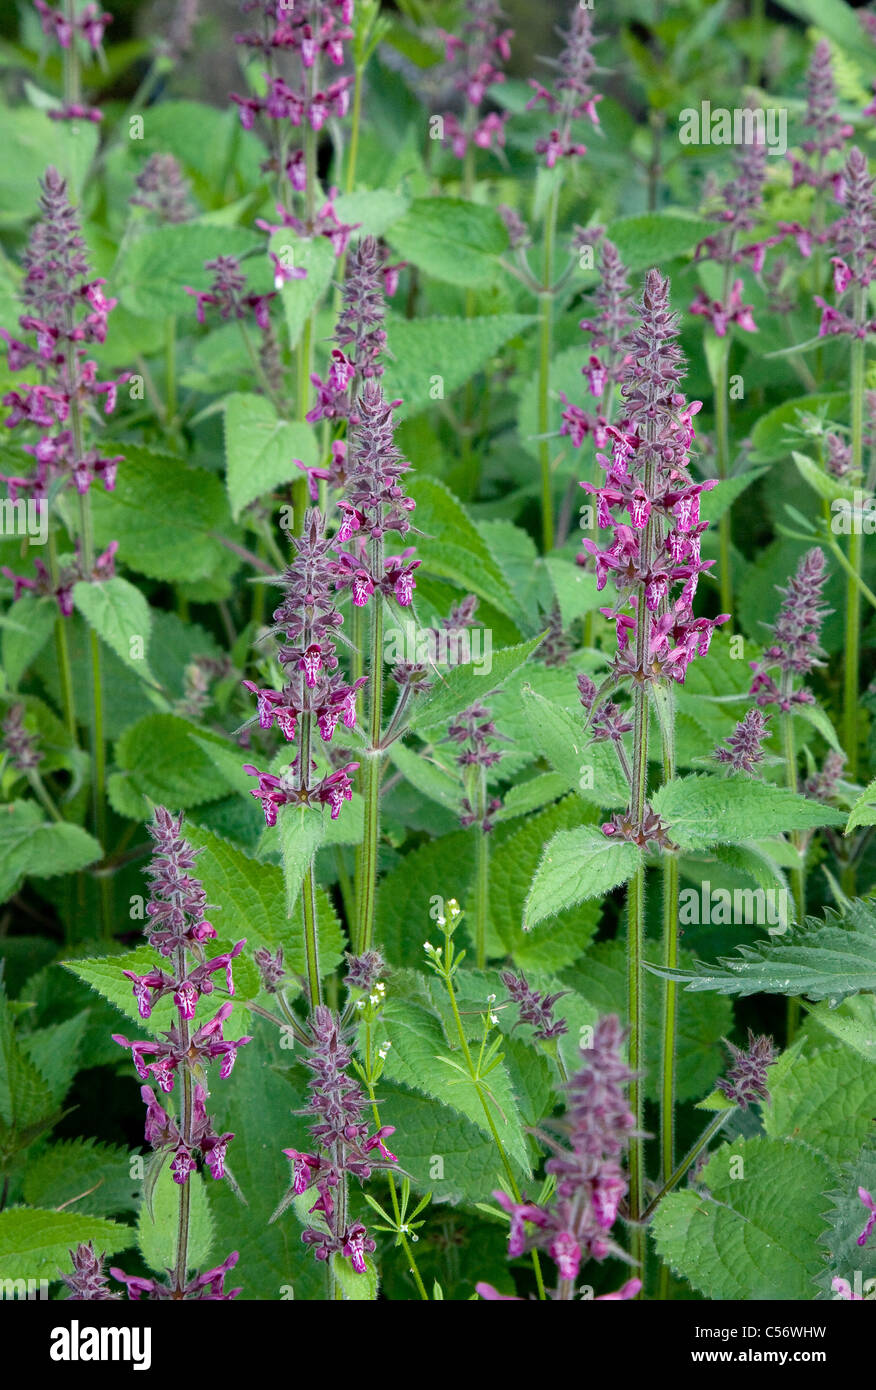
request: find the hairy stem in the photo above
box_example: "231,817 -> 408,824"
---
538,186 -> 560,553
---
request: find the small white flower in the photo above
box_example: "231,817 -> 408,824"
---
489,1012 -> 499,1026
487,993 -> 496,1004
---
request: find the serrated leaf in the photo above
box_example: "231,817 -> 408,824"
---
647,898 -> 876,1002
19,1011 -> 89,1106
23,1139 -> 142,1217
748,392 -> 848,464
804,995 -> 876,1061
223,392 -> 317,519
792,450 -> 859,504
0,986 -> 57,1141
118,223 -> 262,319
109,713 -> 233,819
383,314 -> 534,418
1,594 -> 56,689
652,773 -> 845,850
407,475 -> 520,619
89,446 -> 232,584
846,776 -> 876,834
137,1165 -> 213,1276
763,1044 -> 876,1164
73,577 -> 154,680
380,999 -> 530,1175
651,1137 -> 835,1300
817,1143 -> 876,1298
273,231 -> 336,348
385,198 -> 509,287
0,801 -> 102,905
523,825 -> 640,930
519,687 -> 630,808
0,1208 -> 129,1282
605,213 -> 713,271
408,634 -> 543,734
183,823 -> 344,977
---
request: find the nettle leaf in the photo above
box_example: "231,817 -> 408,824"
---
184,823 -> 344,978
0,986 -> 57,1140
109,713 -> 233,819
62,942 -> 258,1036
519,687 -> 630,808
273,230 -> 336,348
388,741 -> 460,813
383,314 -> 534,418
407,475 -> 520,620
380,998 -> 530,1175
73,578 -> 155,681
651,1137 -> 835,1300
408,635 -> 543,735
792,450 -> 859,505
1,594 -> 56,688
0,801 -> 102,906
648,898 -> 876,1002
652,773 -> 845,850
489,797 -> 602,972
763,1044 -> 876,1165
223,392 -> 317,519
0,1209 -> 130,1283
385,198 -> 509,287
332,190 -> 410,237
604,214 -> 713,271
803,995 -> 876,1062
117,223 -> 262,319
138,1166 -> 213,1276
817,1143 -> 876,1299
543,556 -> 601,628
278,806 -> 326,912
90,446 -> 232,584
748,391 -> 848,464
23,1138 -> 142,1217
495,772 -> 570,822
523,825 -> 641,930
20,1011 -> 89,1105
0,108 -> 98,219
378,1083 -> 511,1204
374,831 -> 476,968
846,776 -> 876,833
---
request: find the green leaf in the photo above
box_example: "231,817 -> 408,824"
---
1,595 -> 56,689
605,213 -> 713,272
763,1044 -> 876,1165
383,314 -> 534,418
19,1011 -> 89,1105
0,801 -> 102,905
117,223 -> 262,319
543,556 -> 601,627
273,231 -> 336,349
817,1142 -> 876,1298
385,198 -> 509,287
846,776 -> 876,834
137,1165 -> 213,1275
647,898 -> 876,1002
408,634 -> 544,734
330,1251 -> 379,1300
109,713 -> 233,819
73,577 -> 154,680
803,995 -> 876,1062
0,108 -> 98,221
748,392 -> 848,464
406,475 -> 520,619
23,1139 -> 142,1217
652,773 -> 845,850
792,450 -> 858,504
374,831 -> 476,968
90,446 -> 232,584
489,798 -> 602,972
523,825 -> 641,930
184,823 -> 344,978
332,190 -> 410,237
773,0 -> 876,56
388,741 -> 460,812
223,392 -> 318,520
0,986 -> 57,1141
651,1137 -> 835,1300
378,1083 -> 512,1203
380,998 -> 530,1174
278,806 -> 326,914
0,1208 -> 129,1282
518,687 -> 630,808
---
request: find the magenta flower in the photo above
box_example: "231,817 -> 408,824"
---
857,1188 -> 876,1247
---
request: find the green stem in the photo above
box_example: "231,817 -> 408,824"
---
165,315 -> 177,425
659,690 -> 678,1189
538,187 -> 560,553
843,325 -> 865,784
302,859 -> 322,1010
356,573 -> 384,954
642,1111 -> 732,1222
47,530 -> 76,739
174,945 -> 192,1294
345,63 -> 364,195
714,338 -> 733,615
781,709 -> 806,1041
28,769 -> 63,822
443,968 -> 546,1300
89,626 -> 111,940
474,825 -> 489,970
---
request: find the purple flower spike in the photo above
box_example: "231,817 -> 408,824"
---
715,1030 -> 779,1110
